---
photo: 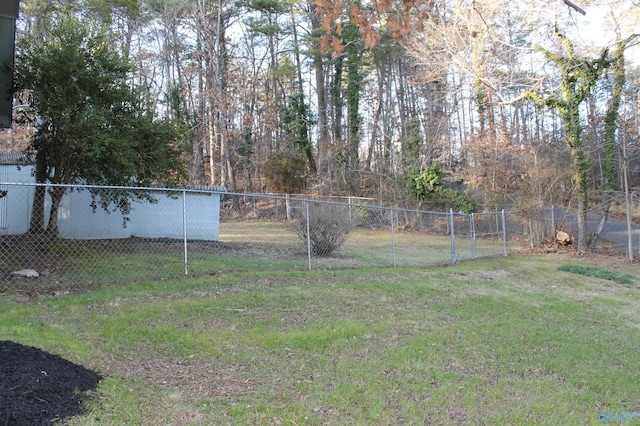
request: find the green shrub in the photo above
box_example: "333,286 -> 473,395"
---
558,264 -> 637,285
405,164 -> 474,213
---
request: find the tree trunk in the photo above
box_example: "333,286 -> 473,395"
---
46,186 -> 66,237
569,132 -> 589,252
309,1 -> 329,176
29,186 -> 46,234
366,76 -> 383,172
590,39 -> 627,249
576,200 -> 587,252
623,129 -> 634,260
524,29 -> 609,251
28,147 -> 47,234
291,9 -> 305,96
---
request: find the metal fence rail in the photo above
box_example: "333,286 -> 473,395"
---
0,182 -> 541,292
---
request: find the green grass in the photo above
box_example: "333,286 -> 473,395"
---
2,221 -> 514,293
559,264 -> 638,285
2,254 -> 640,424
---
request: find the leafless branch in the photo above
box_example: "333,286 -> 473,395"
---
562,0 -> 586,16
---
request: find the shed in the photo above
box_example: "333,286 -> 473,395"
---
0,153 -> 226,241
0,153 -> 34,234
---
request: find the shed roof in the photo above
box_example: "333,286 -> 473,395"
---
186,184 -> 227,192
0,154 -> 227,193
0,152 -> 32,165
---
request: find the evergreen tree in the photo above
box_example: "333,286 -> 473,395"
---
17,16 -> 185,235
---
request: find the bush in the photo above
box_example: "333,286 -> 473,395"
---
294,203 -> 357,257
558,264 -> 637,286
263,152 -> 308,193
405,164 -> 474,213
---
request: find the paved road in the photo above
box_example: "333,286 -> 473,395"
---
594,216 -> 640,251
556,209 -> 639,250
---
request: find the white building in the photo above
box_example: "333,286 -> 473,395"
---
0,153 -> 225,241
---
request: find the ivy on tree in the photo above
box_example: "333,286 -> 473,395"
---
16,16 -> 185,235
524,26 -> 609,251
282,93 -> 316,173
406,164 -> 474,213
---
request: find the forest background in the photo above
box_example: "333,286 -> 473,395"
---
1,0 -> 639,250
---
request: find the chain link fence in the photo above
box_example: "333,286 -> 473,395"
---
0,182 -> 559,293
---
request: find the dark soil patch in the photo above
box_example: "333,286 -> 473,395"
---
0,341 -> 102,425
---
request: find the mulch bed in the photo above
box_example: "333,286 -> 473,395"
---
0,341 -> 102,425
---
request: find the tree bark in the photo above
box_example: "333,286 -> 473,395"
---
28,145 -> 47,234
309,1 -> 330,176
46,186 -> 66,237
590,39 -> 628,249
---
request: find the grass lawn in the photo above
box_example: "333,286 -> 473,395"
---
1,252 -> 640,425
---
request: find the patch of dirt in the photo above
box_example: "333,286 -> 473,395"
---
518,245 -> 639,271
0,341 -> 102,425
98,350 -> 273,403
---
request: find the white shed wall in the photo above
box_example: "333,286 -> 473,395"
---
0,164 -> 35,234
0,165 -> 222,241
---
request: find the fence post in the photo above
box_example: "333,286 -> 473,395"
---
501,209 -> 507,255
390,208 -> 396,267
527,212 -> 532,248
286,194 -> 291,220
182,189 -> 188,276
305,200 -> 312,270
471,212 -> 476,258
450,209 -> 456,264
